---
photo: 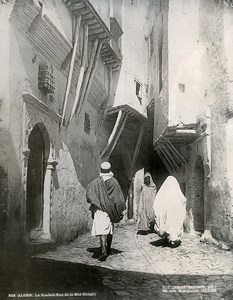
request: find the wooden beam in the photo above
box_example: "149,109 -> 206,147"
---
160,145 -> 179,171
81,18 -> 97,25
89,33 -> 107,39
72,8 -> 89,15
101,110 -> 128,159
104,113 -> 128,159
157,148 -> 174,175
81,13 -> 93,20
69,23 -> 88,122
76,39 -> 103,117
61,14 -> 82,126
162,137 -> 187,164
102,110 -> 124,157
175,129 -> 197,136
88,23 -> 102,29
101,52 -> 113,58
69,2 -> 85,11
73,38 -> 99,118
95,65 -> 112,134
60,49 -> 73,70
162,145 -> 181,169
130,124 -> 145,178
88,27 -> 104,35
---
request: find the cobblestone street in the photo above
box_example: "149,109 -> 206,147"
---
24,221 -> 233,300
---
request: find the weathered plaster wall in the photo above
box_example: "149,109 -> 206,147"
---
185,137 -> 211,233
0,5 -> 10,247
114,0 -> 149,115
148,0 -> 169,140
0,1 -> 22,248
150,0 -> 233,243
198,0 -> 233,242
1,0 -> 114,246
182,0 -> 233,242
168,0 -> 207,126
89,0 -> 110,30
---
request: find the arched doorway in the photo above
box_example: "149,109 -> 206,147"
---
192,155 -> 205,232
26,124 -> 50,238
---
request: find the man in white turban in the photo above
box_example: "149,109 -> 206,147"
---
86,162 -> 126,261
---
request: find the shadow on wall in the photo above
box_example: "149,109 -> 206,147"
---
110,151 -> 130,200
0,128 -> 25,262
131,121 -> 170,191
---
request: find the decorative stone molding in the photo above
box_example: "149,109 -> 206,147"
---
47,160 -> 58,171
22,92 -> 62,123
23,148 -> 30,160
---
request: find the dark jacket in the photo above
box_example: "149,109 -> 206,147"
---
86,176 -> 126,223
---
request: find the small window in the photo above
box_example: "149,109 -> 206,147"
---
179,83 -> 185,93
84,113 -> 91,134
131,0 -> 137,6
135,79 -> 142,105
38,63 -> 55,94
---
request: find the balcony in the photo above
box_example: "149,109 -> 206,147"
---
65,0 -> 123,71
154,121 -> 204,176
64,0 -> 112,42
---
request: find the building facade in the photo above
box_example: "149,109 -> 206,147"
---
0,0 -> 152,253
149,0 -> 233,244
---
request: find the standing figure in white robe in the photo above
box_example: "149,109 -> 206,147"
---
153,176 -> 186,248
137,172 -> 157,235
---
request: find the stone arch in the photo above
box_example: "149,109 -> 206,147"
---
192,155 -> 205,232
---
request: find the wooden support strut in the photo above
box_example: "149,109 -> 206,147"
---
101,110 -> 128,159
95,65 -> 112,134
69,23 -> 89,122
74,38 -> 98,117
161,137 -> 187,164
76,38 -> 103,117
160,145 -> 180,171
61,14 -> 82,126
157,148 -> 175,175
130,124 -> 145,178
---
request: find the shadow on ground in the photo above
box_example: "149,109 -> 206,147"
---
86,247 -> 123,259
1,254 -> 233,300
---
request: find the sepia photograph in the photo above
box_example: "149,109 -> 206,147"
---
0,0 -> 233,299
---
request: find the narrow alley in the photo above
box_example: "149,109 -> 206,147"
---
1,0 -> 233,299
1,221 -> 232,300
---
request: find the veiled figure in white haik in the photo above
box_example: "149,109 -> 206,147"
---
153,176 -> 186,245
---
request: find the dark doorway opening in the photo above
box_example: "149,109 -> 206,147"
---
26,125 -> 46,234
109,152 -> 129,200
